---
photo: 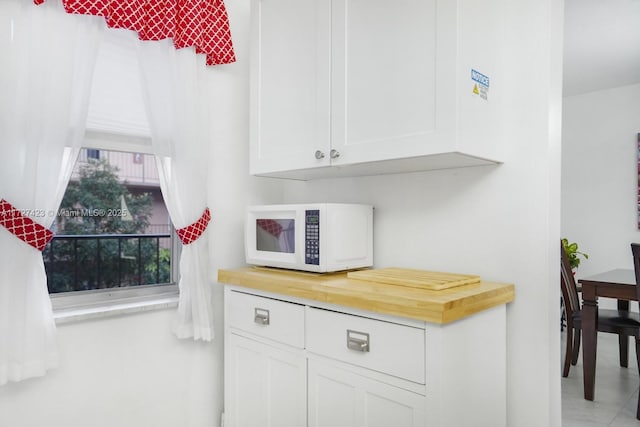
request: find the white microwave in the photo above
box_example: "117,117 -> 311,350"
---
245,203 -> 373,273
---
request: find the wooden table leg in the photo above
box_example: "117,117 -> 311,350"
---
618,300 -> 630,368
582,285 -> 597,401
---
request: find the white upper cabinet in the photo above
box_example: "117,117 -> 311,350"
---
249,0 -> 331,173
250,0 -> 505,180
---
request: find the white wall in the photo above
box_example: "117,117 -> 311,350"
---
0,0 -> 281,426
0,0 -> 563,426
562,83 -> 640,279
0,310 -> 221,427
207,0 -> 284,422
280,0 -> 564,425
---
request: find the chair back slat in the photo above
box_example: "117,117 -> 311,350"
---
561,241 -> 581,316
630,243 -> 640,304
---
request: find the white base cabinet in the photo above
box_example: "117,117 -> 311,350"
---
225,334 -> 307,427
223,286 -> 507,427
308,359 -> 425,427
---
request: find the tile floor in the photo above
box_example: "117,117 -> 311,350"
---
562,331 -> 640,426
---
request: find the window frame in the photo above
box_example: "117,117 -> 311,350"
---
49,130 -> 179,314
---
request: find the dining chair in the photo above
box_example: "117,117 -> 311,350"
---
561,241 -> 639,378
628,243 -> 640,418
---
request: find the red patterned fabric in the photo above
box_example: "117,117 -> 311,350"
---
256,219 -> 283,238
34,0 -> 235,66
0,199 -> 54,252
176,207 -> 211,245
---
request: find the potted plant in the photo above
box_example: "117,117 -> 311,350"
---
560,238 -> 588,331
561,238 -> 589,271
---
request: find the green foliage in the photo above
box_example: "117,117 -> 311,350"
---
145,248 -> 172,284
44,159 -> 171,293
59,159 -> 151,235
562,238 -> 589,270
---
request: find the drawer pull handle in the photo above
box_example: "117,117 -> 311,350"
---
346,329 -> 370,352
254,308 -> 270,325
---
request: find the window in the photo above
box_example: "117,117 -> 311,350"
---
44,147 -> 176,296
86,148 -> 100,160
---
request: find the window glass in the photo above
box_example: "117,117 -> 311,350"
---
256,219 -> 295,253
44,148 -> 173,293
86,148 -> 100,160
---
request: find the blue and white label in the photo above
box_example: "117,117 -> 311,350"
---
471,69 -> 490,88
471,69 -> 490,101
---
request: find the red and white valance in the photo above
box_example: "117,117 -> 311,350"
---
34,0 -> 236,66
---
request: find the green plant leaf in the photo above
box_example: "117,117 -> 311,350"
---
562,237 -> 589,270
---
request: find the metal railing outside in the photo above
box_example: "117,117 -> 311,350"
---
44,233 -> 172,294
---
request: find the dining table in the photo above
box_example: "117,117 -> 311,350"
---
578,268 -> 637,401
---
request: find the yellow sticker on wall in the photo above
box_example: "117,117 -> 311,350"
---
473,84 -> 479,95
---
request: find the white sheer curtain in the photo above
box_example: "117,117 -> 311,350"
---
0,0 -> 102,385
137,40 -> 214,341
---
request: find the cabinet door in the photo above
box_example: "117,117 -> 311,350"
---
331,0 -> 443,166
226,334 -> 306,427
249,0 -> 332,175
308,359 -> 425,427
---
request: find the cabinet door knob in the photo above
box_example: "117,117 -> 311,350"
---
346,329 -> 370,352
330,149 -> 340,159
315,150 -> 325,160
254,308 -> 270,325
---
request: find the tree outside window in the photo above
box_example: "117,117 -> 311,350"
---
44,150 -> 172,293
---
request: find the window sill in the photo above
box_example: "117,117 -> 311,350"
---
52,287 -> 179,325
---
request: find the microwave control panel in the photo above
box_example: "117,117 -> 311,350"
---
305,210 -> 320,265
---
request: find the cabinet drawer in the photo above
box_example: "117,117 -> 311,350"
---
227,291 -> 305,348
306,307 -> 425,384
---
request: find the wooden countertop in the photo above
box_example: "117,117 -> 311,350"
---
217,267 -> 515,324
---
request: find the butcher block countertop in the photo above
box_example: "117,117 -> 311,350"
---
217,267 -> 515,324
